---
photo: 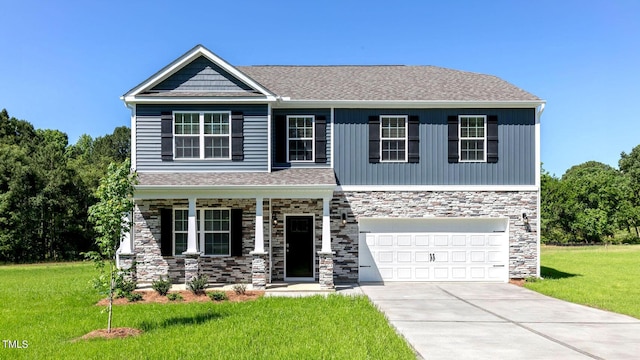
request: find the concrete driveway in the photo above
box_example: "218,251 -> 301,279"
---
360,283 -> 640,360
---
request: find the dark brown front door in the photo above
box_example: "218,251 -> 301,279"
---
285,216 -> 314,278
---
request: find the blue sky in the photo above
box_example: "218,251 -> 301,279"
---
1,0 -> 638,176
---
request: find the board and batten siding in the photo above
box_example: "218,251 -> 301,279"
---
272,109 -> 332,169
333,108 -> 536,186
135,104 -> 268,172
150,56 -> 254,93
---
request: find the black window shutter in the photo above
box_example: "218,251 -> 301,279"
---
160,208 -> 173,256
487,115 -> 499,163
447,115 -> 459,163
161,112 -> 173,161
231,209 -> 243,256
274,115 -> 287,164
408,115 -> 420,163
231,111 -> 244,161
368,116 -> 380,163
315,116 -> 327,163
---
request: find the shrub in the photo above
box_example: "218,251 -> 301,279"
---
115,275 -> 137,298
188,274 -> 209,295
167,293 -> 183,301
208,291 -> 228,301
126,292 -> 143,302
232,283 -> 247,295
619,233 -> 640,244
152,277 -> 172,296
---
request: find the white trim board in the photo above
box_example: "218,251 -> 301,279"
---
337,185 -> 538,192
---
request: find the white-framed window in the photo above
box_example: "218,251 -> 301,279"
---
380,115 -> 408,162
287,115 -> 314,162
173,208 -> 231,256
459,115 -> 486,162
174,111 -> 230,159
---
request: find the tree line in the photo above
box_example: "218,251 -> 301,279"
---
542,147 -> 640,244
0,109 -> 130,262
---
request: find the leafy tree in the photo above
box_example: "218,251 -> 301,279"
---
85,159 -> 137,332
560,161 -> 628,243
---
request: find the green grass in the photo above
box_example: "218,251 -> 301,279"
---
0,262 -> 414,359
524,245 -> 640,319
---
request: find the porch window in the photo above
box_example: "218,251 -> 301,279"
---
459,115 -> 486,162
173,208 -> 231,256
174,112 -> 231,159
380,115 -> 407,162
287,115 -> 314,162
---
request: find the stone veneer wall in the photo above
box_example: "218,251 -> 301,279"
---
335,191 -> 539,279
132,198 -> 262,284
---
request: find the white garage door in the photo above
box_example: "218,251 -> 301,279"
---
358,218 -> 509,282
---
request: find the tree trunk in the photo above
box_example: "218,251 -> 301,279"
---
108,266 -> 114,333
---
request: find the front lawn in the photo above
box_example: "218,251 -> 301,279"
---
524,245 -> 640,319
0,262 -> 415,359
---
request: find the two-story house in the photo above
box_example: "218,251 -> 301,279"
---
118,45 -> 545,289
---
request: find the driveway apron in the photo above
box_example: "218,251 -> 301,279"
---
360,283 -> 640,360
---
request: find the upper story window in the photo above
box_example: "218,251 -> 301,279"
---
173,208 -> 231,256
380,115 -> 408,162
287,115 -> 314,162
459,115 -> 486,162
174,112 -> 231,159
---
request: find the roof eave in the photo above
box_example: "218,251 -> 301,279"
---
275,99 -> 546,109
122,95 -> 278,104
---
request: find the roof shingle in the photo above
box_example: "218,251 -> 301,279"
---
137,168 -> 337,187
238,65 -> 540,102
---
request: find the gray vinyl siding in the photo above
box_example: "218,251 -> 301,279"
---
150,56 -> 254,93
136,104 -> 268,172
333,108 -> 536,186
272,109 -> 331,168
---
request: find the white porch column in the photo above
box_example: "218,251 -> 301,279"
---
321,196 -> 332,253
184,197 -> 199,254
253,196 -> 265,253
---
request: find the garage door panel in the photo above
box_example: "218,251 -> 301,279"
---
378,235 -> 393,246
397,251 -> 412,262
397,235 -> 412,246
470,267 -> 486,279
452,251 -> 467,262
434,235 -> 449,246
471,251 -> 485,262
397,268 -> 412,279
452,267 -> 467,279
415,251 -> 430,262
359,227 -> 508,282
415,235 -> 429,246
470,235 -> 485,246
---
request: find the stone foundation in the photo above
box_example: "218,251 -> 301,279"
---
318,252 -> 335,289
131,189 -> 538,286
251,252 -> 268,290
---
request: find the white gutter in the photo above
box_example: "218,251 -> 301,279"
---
535,103 -> 546,279
272,99 -> 545,109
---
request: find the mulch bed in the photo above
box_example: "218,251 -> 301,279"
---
83,290 -> 264,340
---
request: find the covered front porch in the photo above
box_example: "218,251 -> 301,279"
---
120,169 -> 338,290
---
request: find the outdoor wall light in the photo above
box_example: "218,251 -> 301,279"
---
522,213 -> 531,232
341,212 -> 347,225
272,213 -> 278,226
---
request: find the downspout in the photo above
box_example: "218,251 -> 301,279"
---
535,103 -> 545,278
268,198 -> 273,283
